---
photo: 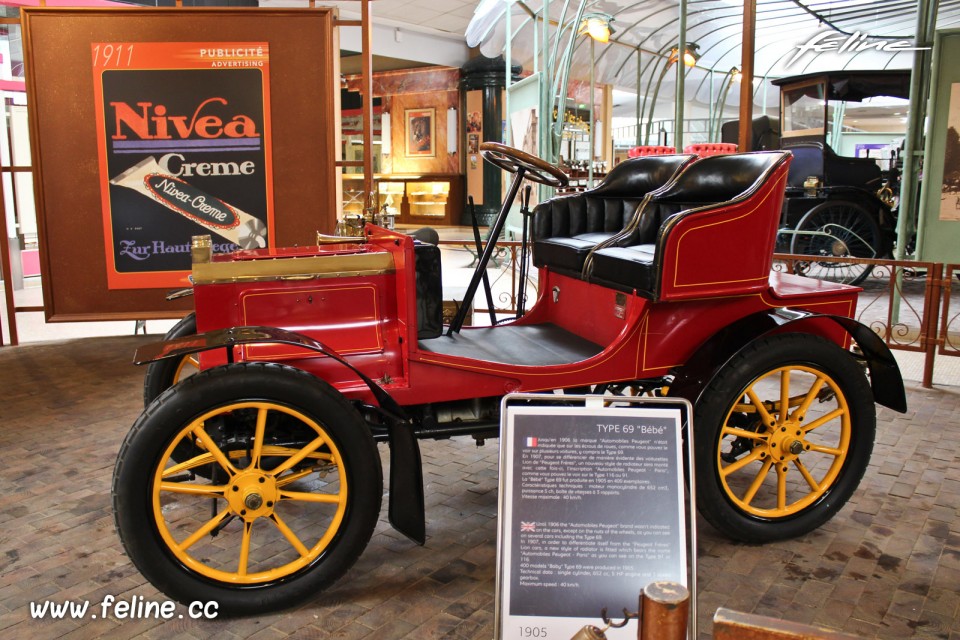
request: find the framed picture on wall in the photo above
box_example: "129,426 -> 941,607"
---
405,107 -> 435,157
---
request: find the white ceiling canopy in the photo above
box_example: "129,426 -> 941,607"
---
465,0 -> 960,114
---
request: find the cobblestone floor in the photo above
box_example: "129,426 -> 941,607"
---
0,335 -> 958,639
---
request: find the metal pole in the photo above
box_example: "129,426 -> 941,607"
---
636,49 -> 642,146
589,37 -> 595,186
892,0 -> 938,328
708,68 -> 715,140
361,0 -> 374,211
896,0 -> 938,260
674,0 -> 687,151
505,2 -> 512,146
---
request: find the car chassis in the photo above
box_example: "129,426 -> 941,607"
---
113,143 -> 906,615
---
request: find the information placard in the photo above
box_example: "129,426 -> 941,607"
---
496,396 -> 695,640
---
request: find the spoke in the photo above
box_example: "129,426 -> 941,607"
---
779,371 -> 791,423
741,458 -> 774,506
178,508 -> 231,552
186,355 -> 200,369
790,375 -> 826,423
159,481 -> 226,497
720,426 -> 766,441
250,407 -> 268,469
192,423 -> 238,476
280,489 -> 342,504
746,389 -> 776,428
238,521 -> 253,576
162,452 -> 217,478
807,442 -> 842,457
269,435 -> 326,477
270,513 -> 310,557
777,464 -> 787,510
276,468 -> 317,487
802,407 -> 845,433
720,448 -> 764,478
794,459 -> 821,492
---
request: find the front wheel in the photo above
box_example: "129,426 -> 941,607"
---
694,334 -> 874,542
114,363 -> 383,614
143,312 -> 198,407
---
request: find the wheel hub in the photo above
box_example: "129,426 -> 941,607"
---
829,238 -> 849,256
228,471 -> 279,521
764,423 -> 807,463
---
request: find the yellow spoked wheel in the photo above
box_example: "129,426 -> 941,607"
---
115,363 -> 382,614
694,334 -> 874,543
717,365 -> 850,518
153,401 -> 348,585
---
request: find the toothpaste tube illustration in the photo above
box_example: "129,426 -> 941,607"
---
110,156 -> 267,250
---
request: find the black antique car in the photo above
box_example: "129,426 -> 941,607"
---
771,70 -> 910,285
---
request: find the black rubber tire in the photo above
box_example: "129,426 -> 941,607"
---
143,312 -> 197,407
693,333 -> 874,543
789,200 -> 882,286
114,363 -> 383,614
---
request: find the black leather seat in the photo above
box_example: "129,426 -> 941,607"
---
532,154 -> 695,278
588,152 -> 790,297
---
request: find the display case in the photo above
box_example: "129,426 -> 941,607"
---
341,174 -> 463,226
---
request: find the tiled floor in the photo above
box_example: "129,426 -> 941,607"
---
0,335 -> 958,639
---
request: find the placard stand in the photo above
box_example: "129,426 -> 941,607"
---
495,394 -> 697,640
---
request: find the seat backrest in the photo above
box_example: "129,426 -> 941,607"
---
784,142 -> 825,188
822,142 -> 882,189
655,151 -> 788,206
533,154 -> 695,240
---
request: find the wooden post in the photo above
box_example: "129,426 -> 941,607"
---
738,0 -> 756,152
360,0 -> 374,212
713,607 -> 862,639
639,581 -> 688,640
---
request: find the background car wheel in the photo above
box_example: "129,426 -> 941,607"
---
693,333 -> 874,543
789,200 -> 882,286
114,362 -> 383,614
143,312 -> 198,407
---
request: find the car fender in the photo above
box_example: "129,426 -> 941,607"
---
134,325 -> 427,544
669,308 -> 907,414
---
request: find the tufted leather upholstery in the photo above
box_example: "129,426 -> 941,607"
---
627,145 -> 677,158
588,152 -> 791,298
683,142 -> 738,157
532,154 -> 695,276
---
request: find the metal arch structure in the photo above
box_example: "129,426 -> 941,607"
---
466,1 -> 960,149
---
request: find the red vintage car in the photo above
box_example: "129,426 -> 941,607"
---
113,143 -> 905,614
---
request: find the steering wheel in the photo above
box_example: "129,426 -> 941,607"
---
479,142 -> 569,189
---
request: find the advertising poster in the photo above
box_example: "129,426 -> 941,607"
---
497,398 -> 692,640
92,42 -> 274,289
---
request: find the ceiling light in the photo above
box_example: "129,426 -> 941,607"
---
579,14 -> 615,43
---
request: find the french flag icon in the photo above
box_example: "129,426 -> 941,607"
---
525,437 -> 538,447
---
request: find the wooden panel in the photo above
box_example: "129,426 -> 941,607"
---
22,8 -> 338,321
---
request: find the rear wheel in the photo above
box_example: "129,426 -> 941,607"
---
789,200 -> 882,286
114,363 -> 382,614
694,334 -> 874,542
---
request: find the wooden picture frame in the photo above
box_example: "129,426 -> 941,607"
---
22,7 -> 339,321
405,107 -> 435,157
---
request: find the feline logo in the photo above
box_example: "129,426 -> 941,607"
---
110,97 -> 258,140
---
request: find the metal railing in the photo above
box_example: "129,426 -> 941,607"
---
443,243 -> 959,389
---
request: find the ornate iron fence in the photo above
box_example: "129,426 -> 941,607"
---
443,242 -> 955,388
